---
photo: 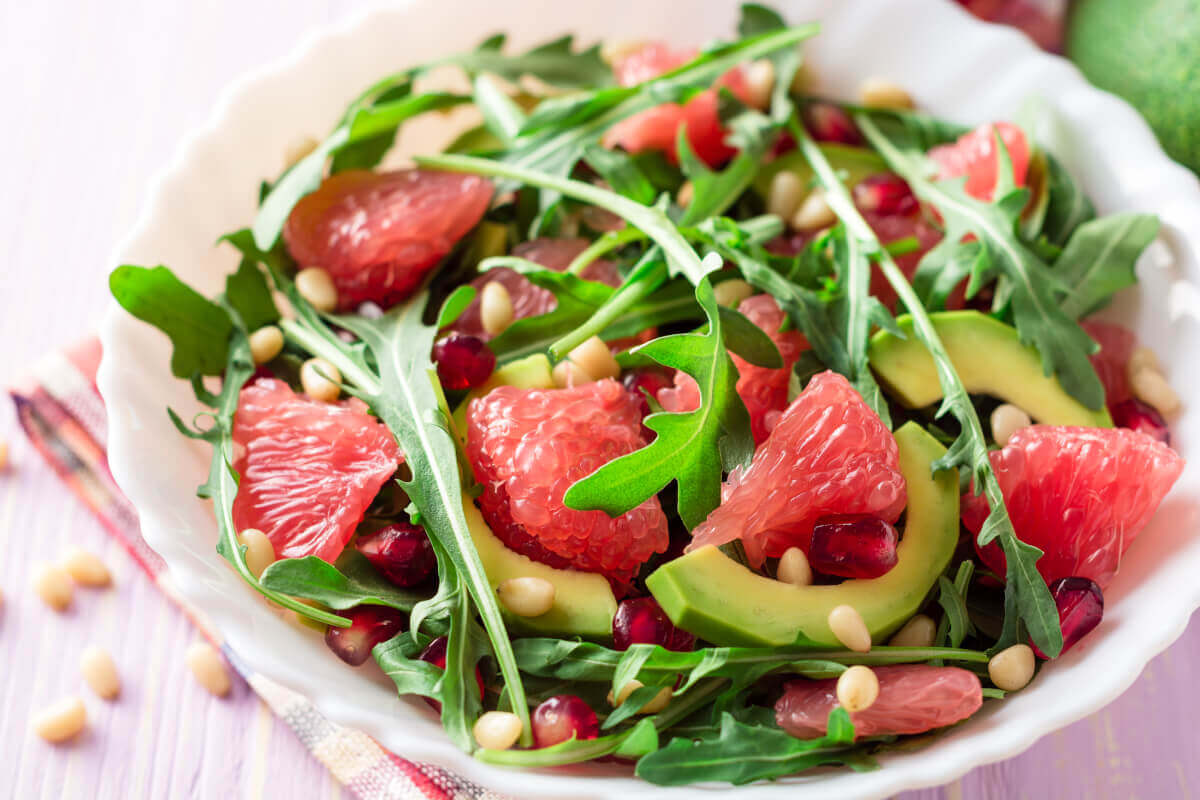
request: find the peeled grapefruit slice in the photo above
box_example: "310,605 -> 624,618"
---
963,425 -> 1184,587
687,371 -> 906,566
283,168 -> 492,310
232,378 -> 402,563
929,121 -> 1030,201
1081,318 -> 1136,408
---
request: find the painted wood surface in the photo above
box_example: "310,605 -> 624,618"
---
0,2 -> 1196,798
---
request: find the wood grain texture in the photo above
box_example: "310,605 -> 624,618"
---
0,1 -> 1195,798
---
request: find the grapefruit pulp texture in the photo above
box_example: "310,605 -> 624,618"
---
687,371 -> 906,567
928,121 -> 1030,201
232,379 -> 402,563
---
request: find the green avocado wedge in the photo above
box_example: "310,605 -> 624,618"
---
646,422 -> 958,647
751,143 -> 887,198
868,311 -> 1112,427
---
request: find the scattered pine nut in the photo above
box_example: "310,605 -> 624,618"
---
1130,368 -> 1181,417
552,359 -> 591,389
1127,346 -> 1162,378
473,711 -> 523,750
713,279 -> 755,309
249,325 -> 285,365
887,614 -> 937,648
80,646 -> 121,700
31,563 -> 73,611
568,336 -> 621,381
479,281 -> 515,337
828,604 -> 872,653
836,665 -> 880,713
776,547 -> 813,587
857,77 -> 914,109
185,642 -> 232,697
767,170 -> 805,221
791,189 -> 838,233
988,644 -> 1036,691
238,529 -> 275,579
677,180 -> 694,208
31,696 -> 87,743
790,59 -> 816,94
284,136 -> 320,169
990,403 -> 1032,447
301,358 -> 342,402
497,577 -> 556,618
295,267 -> 339,313
61,548 -> 111,588
608,679 -> 672,713
743,59 -> 776,109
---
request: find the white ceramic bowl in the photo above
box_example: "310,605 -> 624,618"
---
98,0 -> 1200,796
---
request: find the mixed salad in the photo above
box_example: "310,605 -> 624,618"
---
110,5 -> 1186,785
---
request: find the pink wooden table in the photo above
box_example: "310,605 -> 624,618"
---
1,2 -> 1196,797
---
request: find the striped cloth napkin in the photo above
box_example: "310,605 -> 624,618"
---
10,339 -> 508,800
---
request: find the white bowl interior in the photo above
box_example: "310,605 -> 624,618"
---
98,1 -> 1200,797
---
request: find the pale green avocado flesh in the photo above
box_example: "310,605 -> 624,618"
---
752,143 -> 887,197
867,311 -> 1112,427
646,422 -> 958,648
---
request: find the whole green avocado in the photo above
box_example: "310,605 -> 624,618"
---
1067,0 -> 1200,174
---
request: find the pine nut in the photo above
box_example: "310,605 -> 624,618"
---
887,614 -> 937,648
80,646 -> 121,700
600,38 -> 649,66
828,604 -> 872,652
713,279 -> 755,309
988,644 -> 1035,691
767,170 -> 805,221
791,189 -> 838,233
479,281 -> 515,337
185,642 -> 232,697
1131,368 -> 1181,417
858,77 -> 914,110
1127,346 -> 1162,379
677,180 -> 694,208
552,359 -> 591,388
497,577 -> 556,617
61,548 -> 112,588
249,325 -> 284,365
284,136 -> 320,168
238,529 -> 275,579
777,547 -> 813,587
568,336 -> 621,381
31,696 -> 87,743
472,711 -> 523,750
743,59 -> 776,109
32,563 -> 73,611
836,665 -> 880,713
295,267 -> 339,312
608,679 -> 671,713
301,358 -> 342,402
990,403 -> 1032,447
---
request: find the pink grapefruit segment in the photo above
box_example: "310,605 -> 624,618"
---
929,121 -> 1030,201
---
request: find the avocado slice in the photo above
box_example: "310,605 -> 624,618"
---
867,311 -> 1112,427
646,422 -> 958,647
752,143 -> 887,197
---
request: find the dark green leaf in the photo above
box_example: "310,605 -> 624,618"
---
1041,152 -> 1097,246
436,285 -> 477,329
451,34 -> 613,89
258,550 -> 427,612
718,305 -> 783,368
224,257 -> 279,332
1055,212 -> 1159,319
583,144 -> 659,205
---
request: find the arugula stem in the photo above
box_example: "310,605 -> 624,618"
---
279,319 -> 381,394
567,227 -> 647,275
550,255 -> 667,358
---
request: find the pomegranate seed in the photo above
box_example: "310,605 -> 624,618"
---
964,284 -> 996,313
853,174 -> 917,216
802,103 -> 863,145
418,636 -> 486,712
1033,577 -> 1104,659
433,334 -> 495,390
532,694 -> 600,748
808,514 -> 899,579
324,605 -> 406,666
356,523 -> 437,587
623,368 -> 674,417
613,597 -> 695,652
1111,398 -> 1170,445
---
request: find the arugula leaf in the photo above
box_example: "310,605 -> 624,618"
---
449,34 -> 613,89
1055,212 -> 1159,319
858,114 -> 1105,412
718,305 -> 783,368
583,145 -> 659,206
677,107 -> 777,226
436,284 -> 477,329
258,550 -> 427,612
373,634 -> 445,699
1041,152 -> 1097,246
635,710 -> 866,785
109,265 -> 233,378
224,258 -> 280,331
563,278 -> 754,528
471,75 -> 527,146
936,560 -> 976,650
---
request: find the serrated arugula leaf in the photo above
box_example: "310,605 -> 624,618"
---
635,711 -> 866,786
677,106 -> 777,225
451,34 -> 613,89
858,114 -> 1105,412
373,634 -> 445,699
718,305 -> 783,368
936,561 -> 976,650
1041,152 -> 1097,246
1055,212 -> 1159,319
258,550 -> 427,612
583,144 -> 659,206
109,265 -> 233,378
224,257 -> 279,331
471,74 -> 526,145
563,278 -> 753,528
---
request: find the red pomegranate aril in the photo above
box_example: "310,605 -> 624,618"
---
1034,577 -> 1104,659
433,335 -> 496,390
532,694 -> 600,748
613,596 -> 696,652
355,523 -> 437,587
623,368 -> 675,417
324,605 -> 406,666
802,102 -> 863,145
1111,398 -> 1171,445
853,174 -> 917,216
808,514 -> 899,579
418,636 -> 486,712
